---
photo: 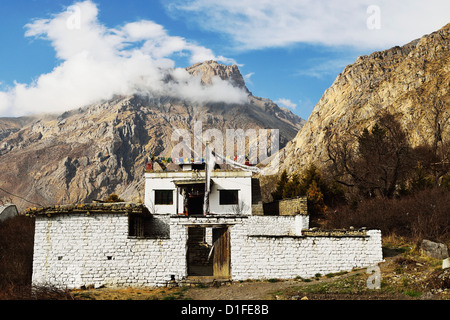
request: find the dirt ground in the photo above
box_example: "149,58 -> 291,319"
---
180,257 -> 448,300
183,278 -> 299,300
71,248 -> 450,301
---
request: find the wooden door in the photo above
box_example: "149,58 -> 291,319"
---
212,227 -> 230,278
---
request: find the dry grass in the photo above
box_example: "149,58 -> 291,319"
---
275,242 -> 449,300
72,286 -> 188,300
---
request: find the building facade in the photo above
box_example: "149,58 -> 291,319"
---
28,163 -> 383,289
144,163 -> 253,216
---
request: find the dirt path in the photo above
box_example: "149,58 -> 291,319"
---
71,255 -> 449,301
182,268 -> 371,300
181,254 -> 450,300
183,279 -> 299,300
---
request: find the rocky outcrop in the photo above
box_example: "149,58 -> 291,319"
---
274,23 -> 450,175
186,60 -> 248,91
0,62 -> 304,211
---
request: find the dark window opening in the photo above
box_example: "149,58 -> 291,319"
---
219,190 -> 239,205
181,184 -> 205,216
155,190 -> 173,205
128,215 -> 170,239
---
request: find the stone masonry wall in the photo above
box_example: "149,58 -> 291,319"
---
32,213 -> 186,288
32,213 -> 382,288
230,228 -> 382,281
246,215 -> 308,236
278,197 -> 308,216
262,197 -> 308,216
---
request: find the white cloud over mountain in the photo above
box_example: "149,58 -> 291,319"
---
275,98 -> 297,110
0,1 -> 248,116
166,0 -> 450,50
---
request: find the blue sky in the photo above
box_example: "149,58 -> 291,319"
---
0,1 -> 449,120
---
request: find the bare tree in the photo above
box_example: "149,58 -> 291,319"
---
231,200 -> 250,215
325,112 -> 413,199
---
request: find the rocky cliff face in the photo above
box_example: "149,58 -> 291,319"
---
274,23 -> 450,175
187,60 -> 248,90
0,61 -> 304,210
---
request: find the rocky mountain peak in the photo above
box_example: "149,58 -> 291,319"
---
0,61 -> 305,210
186,60 -> 248,92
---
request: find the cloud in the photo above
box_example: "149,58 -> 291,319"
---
165,0 -> 450,50
0,1 -> 248,117
275,98 -> 297,110
243,72 -> 254,85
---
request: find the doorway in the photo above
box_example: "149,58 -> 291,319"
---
187,226 -> 230,279
181,184 -> 205,216
187,194 -> 204,215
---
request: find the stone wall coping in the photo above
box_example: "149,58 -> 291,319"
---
169,214 -> 247,226
169,214 -> 249,219
248,228 -> 371,239
302,228 -> 369,237
25,202 -> 150,217
248,234 -> 369,239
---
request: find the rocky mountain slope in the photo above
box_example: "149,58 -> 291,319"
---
0,61 -> 304,210
274,23 -> 450,175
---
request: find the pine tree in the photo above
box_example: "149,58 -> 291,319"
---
282,173 -> 301,199
306,180 -> 327,215
271,170 -> 289,201
272,165 -> 346,209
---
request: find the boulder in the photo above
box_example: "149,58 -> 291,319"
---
420,239 -> 449,260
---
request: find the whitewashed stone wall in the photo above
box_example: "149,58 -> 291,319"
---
32,214 -> 186,288
246,215 -> 308,236
229,228 -> 383,281
32,213 -> 382,289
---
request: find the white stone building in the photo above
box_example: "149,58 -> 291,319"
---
144,162 -> 254,216
28,161 -> 383,289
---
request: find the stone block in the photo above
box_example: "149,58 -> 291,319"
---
443,258 -> 450,269
420,239 -> 449,259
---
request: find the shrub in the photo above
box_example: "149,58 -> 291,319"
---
105,193 -> 124,202
324,188 -> 450,242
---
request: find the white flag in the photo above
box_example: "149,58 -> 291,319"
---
203,145 -> 215,215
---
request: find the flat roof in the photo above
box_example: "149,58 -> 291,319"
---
172,179 -> 207,186
25,202 -> 150,217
